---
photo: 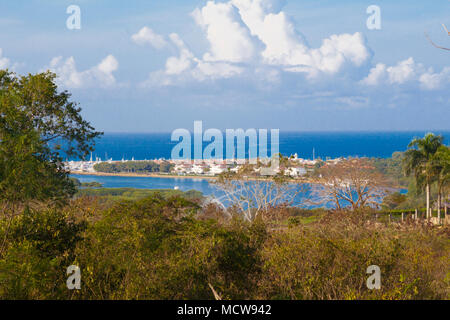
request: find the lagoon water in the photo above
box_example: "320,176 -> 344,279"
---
72,174 -> 319,208
72,174 -> 216,195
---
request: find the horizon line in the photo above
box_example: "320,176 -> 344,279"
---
98,129 -> 450,134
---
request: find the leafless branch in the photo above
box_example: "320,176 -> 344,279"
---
425,31 -> 450,51
212,175 -> 302,221
208,283 -> 222,300
309,159 -> 389,211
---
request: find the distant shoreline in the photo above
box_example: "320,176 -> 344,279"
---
69,170 -> 320,184
70,171 -> 406,190
70,170 -> 218,180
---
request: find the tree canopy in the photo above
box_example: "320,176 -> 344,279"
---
0,70 -> 102,206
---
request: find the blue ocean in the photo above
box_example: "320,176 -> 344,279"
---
83,131 -> 449,161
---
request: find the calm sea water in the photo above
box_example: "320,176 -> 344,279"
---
72,174 -> 319,207
73,174 -> 216,195
83,131 -> 449,161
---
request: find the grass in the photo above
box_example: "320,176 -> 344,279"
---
75,187 -> 203,202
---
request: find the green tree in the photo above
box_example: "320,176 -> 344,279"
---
431,145 -> 450,222
0,207 -> 86,298
403,133 -> 444,219
381,192 -> 407,210
0,70 -> 102,208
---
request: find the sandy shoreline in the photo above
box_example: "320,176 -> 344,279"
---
70,171 -> 218,180
70,170 -> 319,184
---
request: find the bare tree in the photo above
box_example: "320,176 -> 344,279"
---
212,172 -> 301,222
425,24 -> 450,51
310,158 -> 389,211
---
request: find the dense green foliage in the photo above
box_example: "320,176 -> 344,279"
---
0,207 -> 87,298
404,134 -> 444,191
0,195 -> 448,300
372,152 -> 410,187
259,212 -> 449,300
76,187 -> 203,202
70,178 -> 103,188
0,70 -> 101,205
403,133 -> 448,221
373,143 -> 450,212
80,182 -> 103,188
93,161 -> 174,174
381,192 -> 408,210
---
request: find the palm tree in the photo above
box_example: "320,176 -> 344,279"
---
432,145 -> 450,223
403,133 -> 444,219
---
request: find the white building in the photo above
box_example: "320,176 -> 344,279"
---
210,164 -> 227,175
191,164 -> 206,175
284,167 -> 307,177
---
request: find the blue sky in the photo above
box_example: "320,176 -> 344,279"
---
0,0 -> 449,132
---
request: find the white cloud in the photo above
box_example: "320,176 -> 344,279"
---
194,0 -> 370,77
131,27 -> 167,49
361,63 -> 386,86
194,60 -> 243,80
334,96 -> 369,109
0,48 -> 10,69
386,57 -> 418,84
45,55 -> 119,89
419,67 -> 450,90
231,0 -> 370,76
0,48 -> 24,71
362,57 -> 449,90
193,0 -> 370,77
135,0 -> 446,98
192,1 -> 258,63
165,33 -> 194,75
362,57 -> 419,86
142,33 -> 244,87
232,0 -> 306,64
141,0 -> 371,86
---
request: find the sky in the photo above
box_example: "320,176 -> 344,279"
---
0,0 -> 449,132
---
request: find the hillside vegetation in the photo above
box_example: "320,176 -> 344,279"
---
0,196 -> 448,299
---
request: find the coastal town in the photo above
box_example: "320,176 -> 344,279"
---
65,153 -> 344,178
